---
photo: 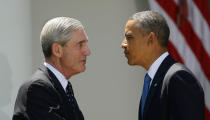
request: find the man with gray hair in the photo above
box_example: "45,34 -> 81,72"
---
13,17 -> 90,120
121,11 -> 204,120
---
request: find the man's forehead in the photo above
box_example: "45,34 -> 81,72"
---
125,20 -> 143,35
125,25 -> 137,36
125,20 -> 138,29
126,20 -> 139,27
71,29 -> 88,40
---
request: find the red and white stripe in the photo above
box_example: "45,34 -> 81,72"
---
149,0 -> 210,119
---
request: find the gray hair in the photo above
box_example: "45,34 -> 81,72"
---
40,17 -> 84,58
129,11 -> 170,47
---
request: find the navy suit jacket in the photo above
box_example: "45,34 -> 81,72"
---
13,64 -> 84,120
139,55 -> 204,120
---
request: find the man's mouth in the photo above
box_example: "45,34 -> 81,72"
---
81,60 -> 86,64
80,57 -> 87,64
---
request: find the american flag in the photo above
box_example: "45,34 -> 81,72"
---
149,0 -> 210,119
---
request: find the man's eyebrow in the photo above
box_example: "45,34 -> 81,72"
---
78,39 -> 88,43
125,33 -> 133,37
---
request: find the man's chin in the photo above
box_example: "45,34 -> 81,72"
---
74,66 -> 86,75
79,66 -> 86,72
127,60 -> 134,66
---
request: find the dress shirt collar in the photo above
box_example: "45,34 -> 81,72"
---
44,62 -> 68,92
147,52 -> 169,83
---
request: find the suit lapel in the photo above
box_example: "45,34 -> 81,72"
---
38,64 -> 74,118
143,55 -> 176,118
38,64 -> 67,99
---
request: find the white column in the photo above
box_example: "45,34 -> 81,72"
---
0,0 -> 32,119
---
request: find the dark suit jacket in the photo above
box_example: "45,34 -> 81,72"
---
13,64 -> 84,120
139,55 -> 204,120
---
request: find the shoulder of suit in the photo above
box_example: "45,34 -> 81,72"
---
19,69 -> 54,92
170,69 -> 198,85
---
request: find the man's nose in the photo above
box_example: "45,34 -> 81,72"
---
84,46 -> 91,56
121,39 -> 127,48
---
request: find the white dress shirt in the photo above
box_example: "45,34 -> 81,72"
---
44,62 -> 68,92
147,52 -> 169,87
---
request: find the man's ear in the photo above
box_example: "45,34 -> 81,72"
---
51,43 -> 63,57
147,32 -> 156,46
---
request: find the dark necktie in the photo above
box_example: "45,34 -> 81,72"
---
66,82 -> 85,120
141,73 -> 151,117
66,81 -> 76,109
